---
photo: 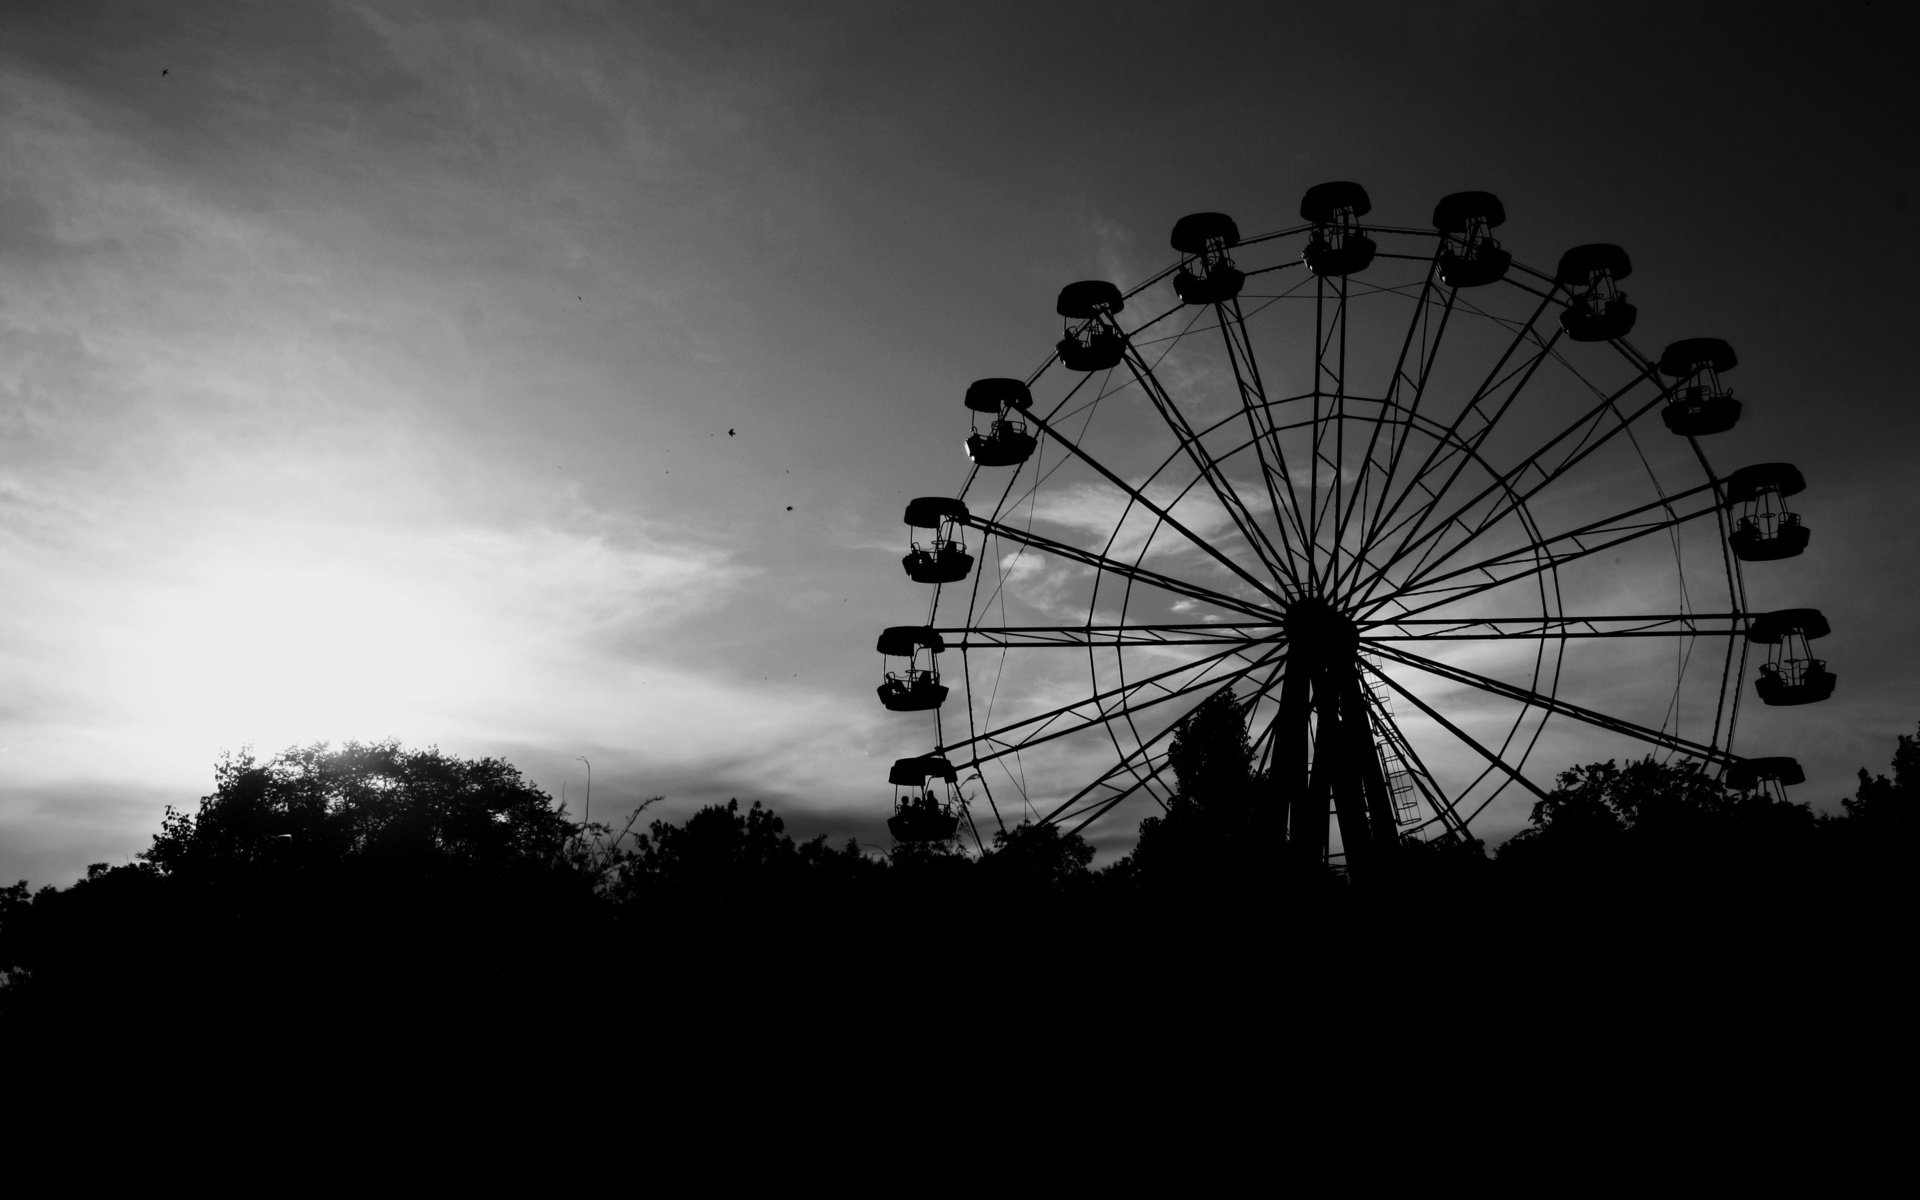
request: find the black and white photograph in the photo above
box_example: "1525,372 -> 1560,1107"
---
2,2 -> 1912,1080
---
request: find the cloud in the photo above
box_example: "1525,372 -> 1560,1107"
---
1029,477 -> 1267,565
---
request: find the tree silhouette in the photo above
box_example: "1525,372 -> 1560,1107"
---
1825,722 -> 1920,910
618,798 -> 798,895
11,724 -> 1920,1033
983,820 -> 1095,894
1115,688 -> 1289,896
1843,721 -> 1918,832
1495,756 -> 1818,908
611,797 -> 877,901
3,741 -> 605,1027
144,739 -> 579,884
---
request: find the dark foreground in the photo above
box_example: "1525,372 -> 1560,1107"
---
4,734 -> 1913,1054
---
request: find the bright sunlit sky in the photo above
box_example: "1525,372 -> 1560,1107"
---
3,1 -> 1915,885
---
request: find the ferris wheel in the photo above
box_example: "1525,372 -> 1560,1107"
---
877,184 -> 1831,877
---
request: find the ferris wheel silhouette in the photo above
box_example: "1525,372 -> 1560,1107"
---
878,184 -> 1829,878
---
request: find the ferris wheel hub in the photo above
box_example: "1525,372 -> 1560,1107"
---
1282,597 -> 1358,658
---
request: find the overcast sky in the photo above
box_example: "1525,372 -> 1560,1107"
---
3,0 -> 1914,885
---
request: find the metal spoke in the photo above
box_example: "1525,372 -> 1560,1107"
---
938,622 -> 1284,649
1348,364 -> 1670,610
1218,295 -> 1315,580
1378,481 -> 1725,618
1359,613 -> 1747,640
1348,275 -> 1458,579
1379,328 -> 1565,591
1308,274 -> 1326,583
1337,290 -> 1560,601
1369,642 -> 1734,764
1050,738 -> 1179,834
1023,404 -> 1292,610
940,641 -> 1286,764
1118,327 -> 1296,590
963,514 -> 1283,622
1330,263 -> 1442,604
1310,271 -> 1355,592
1356,656 -> 1555,811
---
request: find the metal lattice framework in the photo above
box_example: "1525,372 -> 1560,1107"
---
882,192 -> 1822,877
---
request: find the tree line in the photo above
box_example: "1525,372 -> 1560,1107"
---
3,700 -> 1912,1028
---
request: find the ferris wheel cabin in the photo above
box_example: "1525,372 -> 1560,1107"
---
963,376 -> 1037,467
1747,608 -> 1836,706
1170,211 -> 1247,304
1055,280 -> 1128,371
1658,338 -> 1742,436
1727,756 -> 1807,802
1433,190 -> 1512,288
902,496 -> 974,584
876,626 -> 949,712
1555,243 -> 1638,341
1300,181 -> 1377,277
887,755 -> 963,843
1724,463 -> 1811,562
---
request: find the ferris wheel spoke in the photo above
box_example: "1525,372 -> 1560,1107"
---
1022,405 -> 1292,609
1606,337 -> 1663,381
1345,365 -> 1667,607
1311,396 -> 1534,615
1374,332 -> 1565,592
1062,775 -> 1169,837
1376,480 -> 1725,618
1237,246 -> 1312,275
1306,274 -> 1333,584
941,641 -> 1286,764
1119,338 -> 1296,588
1047,741 -> 1179,833
1356,656 -> 1555,808
1368,642 -> 1734,764
1337,291 -> 1561,600
1045,675 -> 1271,834
1219,297 -> 1314,581
1359,612 -> 1746,640
1242,657 -> 1292,776
937,622 -> 1284,649
963,515 -> 1283,622
1330,264 -> 1443,599
1347,273 -> 1459,574
1309,273 -> 1353,590
1065,677 -> 1258,830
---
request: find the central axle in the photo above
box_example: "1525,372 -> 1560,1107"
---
1270,597 -> 1399,880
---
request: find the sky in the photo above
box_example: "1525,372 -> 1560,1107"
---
2,0 -> 1915,885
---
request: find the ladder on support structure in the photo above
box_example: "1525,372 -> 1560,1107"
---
1360,654 -> 1423,828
